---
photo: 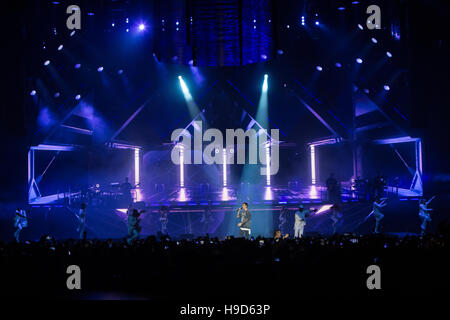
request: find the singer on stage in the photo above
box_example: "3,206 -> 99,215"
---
237,202 -> 251,239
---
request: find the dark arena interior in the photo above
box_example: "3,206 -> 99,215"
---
1,0 -> 450,308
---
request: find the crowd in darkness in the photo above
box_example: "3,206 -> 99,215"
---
1,225 -> 448,299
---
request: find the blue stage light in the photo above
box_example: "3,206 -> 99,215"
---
315,21 -> 319,25
262,74 -> 268,92
357,24 -> 363,30
44,60 -> 50,66
138,24 -> 145,31
335,62 -> 342,68
58,45 -> 63,51
386,51 -> 392,58
316,66 -> 322,71
54,92 -> 60,98
75,94 -> 81,100
97,66 -> 104,72
371,37 -> 378,43
384,85 -> 390,91
30,90 -> 36,96
356,58 -> 363,64
74,63 -> 81,69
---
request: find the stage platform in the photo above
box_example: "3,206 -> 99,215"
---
29,184 -> 421,208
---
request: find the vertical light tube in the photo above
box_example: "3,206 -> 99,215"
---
311,145 -> 316,185
223,148 -> 227,187
134,148 -> 140,202
418,139 -> 423,175
28,150 -> 31,186
180,145 -> 184,187
134,148 -> 140,187
266,143 -> 271,186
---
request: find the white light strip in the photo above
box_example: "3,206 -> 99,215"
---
223,148 -> 227,187
311,145 -> 316,185
266,143 -> 271,186
180,145 -> 184,187
134,148 -> 140,187
134,148 -> 140,202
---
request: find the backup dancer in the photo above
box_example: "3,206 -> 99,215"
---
372,198 -> 387,234
294,205 -> 316,238
419,197 -> 434,236
76,203 -> 87,239
278,206 -> 288,235
160,206 -> 169,234
127,208 -> 145,244
14,208 -> 28,242
330,204 -> 342,234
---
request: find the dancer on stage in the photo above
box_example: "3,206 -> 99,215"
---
419,196 -> 434,236
14,208 -> 28,242
159,206 -> 169,234
76,203 -> 87,239
372,198 -> 387,234
294,205 -> 316,238
278,206 -> 288,235
237,202 -> 251,239
200,206 -> 212,235
330,203 -> 342,234
127,208 -> 145,244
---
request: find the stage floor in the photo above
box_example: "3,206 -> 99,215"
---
29,185 -> 421,207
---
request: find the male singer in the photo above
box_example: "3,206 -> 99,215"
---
237,202 -> 251,239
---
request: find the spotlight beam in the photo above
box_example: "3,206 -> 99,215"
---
178,76 -> 201,119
